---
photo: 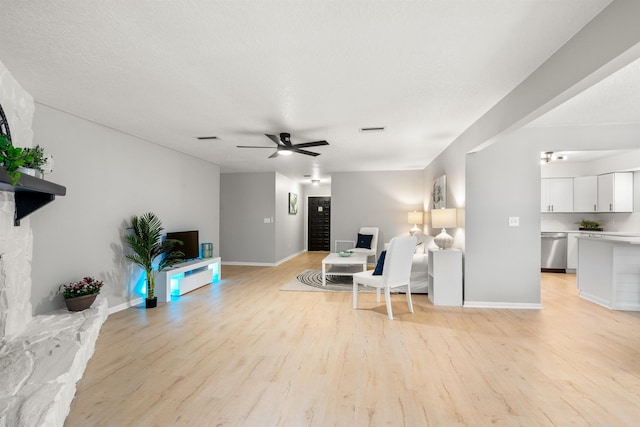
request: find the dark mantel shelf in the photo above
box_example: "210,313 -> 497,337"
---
0,166 -> 66,225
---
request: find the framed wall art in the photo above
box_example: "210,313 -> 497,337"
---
432,175 -> 446,209
288,192 -> 298,214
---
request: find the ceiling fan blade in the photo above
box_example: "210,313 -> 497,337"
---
236,145 -> 274,148
293,148 -> 321,157
265,134 -> 282,146
268,151 -> 280,158
293,140 -> 329,148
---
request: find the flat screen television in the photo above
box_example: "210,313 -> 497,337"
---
166,230 -> 199,260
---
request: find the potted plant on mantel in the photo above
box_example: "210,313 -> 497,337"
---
59,276 -> 104,312
18,144 -> 48,178
124,212 -> 185,308
0,133 -> 26,185
1,135 -> 50,184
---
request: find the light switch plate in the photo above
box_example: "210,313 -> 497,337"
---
264,218 -> 270,223
509,217 -> 519,227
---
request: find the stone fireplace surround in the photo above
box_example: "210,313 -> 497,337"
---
1,62 -> 108,426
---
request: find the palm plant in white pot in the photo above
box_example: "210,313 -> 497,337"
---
124,212 -> 184,308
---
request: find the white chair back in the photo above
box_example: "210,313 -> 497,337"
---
382,236 -> 417,288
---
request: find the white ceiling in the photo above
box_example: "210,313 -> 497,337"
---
529,47 -> 640,164
0,0 -> 613,183
529,55 -> 640,128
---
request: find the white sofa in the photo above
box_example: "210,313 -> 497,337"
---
385,233 -> 436,294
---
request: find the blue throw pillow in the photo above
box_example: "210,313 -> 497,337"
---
356,233 -> 373,249
373,250 -> 387,275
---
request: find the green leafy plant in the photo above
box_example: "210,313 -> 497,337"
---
21,144 -> 47,173
124,212 -> 185,301
0,134 -> 26,185
59,276 -> 104,299
579,219 -> 602,230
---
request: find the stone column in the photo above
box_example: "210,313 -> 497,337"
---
0,59 -> 36,339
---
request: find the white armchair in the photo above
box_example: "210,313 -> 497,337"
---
335,227 -> 379,264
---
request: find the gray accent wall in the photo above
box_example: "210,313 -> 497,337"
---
221,173 -> 276,264
331,170 -> 423,256
30,103 -> 220,314
220,172 -> 303,264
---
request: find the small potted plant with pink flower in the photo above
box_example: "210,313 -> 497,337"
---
59,276 -> 104,311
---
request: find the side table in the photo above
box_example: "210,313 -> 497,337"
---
428,248 -> 462,306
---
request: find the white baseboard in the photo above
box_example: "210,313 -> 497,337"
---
578,292 -> 617,310
108,297 -> 143,315
222,261 -> 277,267
222,250 -> 306,267
613,302 -> 640,311
463,301 -> 544,310
275,250 -> 305,266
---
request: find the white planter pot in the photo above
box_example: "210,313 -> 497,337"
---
17,167 -> 43,179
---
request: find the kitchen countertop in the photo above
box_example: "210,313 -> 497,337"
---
542,230 -> 640,237
575,234 -> 640,245
576,235 -> 640,311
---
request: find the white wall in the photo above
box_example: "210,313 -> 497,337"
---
331,170 -> 423,256
30,104 -> 220,314
220,172 -> 276,264
465,135 -> 542,306
275,173 -> 304,261
422,144 -> 466,250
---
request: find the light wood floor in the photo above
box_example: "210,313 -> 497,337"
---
65,252 -> 640,426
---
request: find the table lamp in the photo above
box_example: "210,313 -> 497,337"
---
408,211 -> 423,235
431,208 -> 457,249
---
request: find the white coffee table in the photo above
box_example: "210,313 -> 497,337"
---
321,253 -> 368,286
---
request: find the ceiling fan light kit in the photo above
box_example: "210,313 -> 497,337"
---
540,151 -> 567,164
236,132 -> 329,158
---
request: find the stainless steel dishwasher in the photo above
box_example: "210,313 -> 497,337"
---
541,232 -> 567,272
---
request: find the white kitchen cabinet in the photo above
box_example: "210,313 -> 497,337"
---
541,178 -> 573,213
597,172 -> 633,213
573,176 -> 598,213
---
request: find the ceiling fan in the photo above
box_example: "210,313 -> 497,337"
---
237,133 -> 329,158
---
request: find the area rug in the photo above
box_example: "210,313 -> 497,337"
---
280,269 -> 378,293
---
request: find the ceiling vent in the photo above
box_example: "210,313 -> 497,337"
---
359,127 -> 386,133
196,136 -> 218,140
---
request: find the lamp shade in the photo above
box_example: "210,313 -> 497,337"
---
431,208 -> 457,229
407,211 -> 423,225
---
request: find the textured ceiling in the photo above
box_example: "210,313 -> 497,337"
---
0,0 -> 612,183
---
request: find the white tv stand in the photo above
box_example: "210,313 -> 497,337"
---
155,257 -> 221,303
